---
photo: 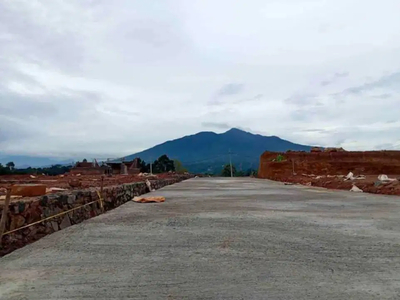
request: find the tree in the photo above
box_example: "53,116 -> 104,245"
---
143,163 -> 151,173
236,170 -> 245,177
221,164 -> 236,177
173,159 -> 188,173
153,155 -> 175,173
135,158 -> 148,172
82,158 -> 88,163
0,163 -> 9,175
244,168 -> 258,177
6,161 -> 15,170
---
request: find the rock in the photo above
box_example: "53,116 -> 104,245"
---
374,181 -> 382,187
50,221 -> 59,232
23,204 -> 42,224
145,179 -> 154,192
67,195 -> 76,204
27,226 -> 38,237
350,185 -> 363,192
10,215 -> 26,231
11,184 -> 47,197
59,215 -> 71,230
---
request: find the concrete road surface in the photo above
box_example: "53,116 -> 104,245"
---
1,178 -> 400,299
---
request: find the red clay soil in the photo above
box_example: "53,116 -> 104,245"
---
0,172 -> 183,200
259,150 -> 400,196
278,173 -> 400,196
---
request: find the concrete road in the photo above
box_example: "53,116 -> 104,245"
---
1,178 -> 400,299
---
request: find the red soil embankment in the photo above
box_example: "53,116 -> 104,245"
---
258,151 -> 400,195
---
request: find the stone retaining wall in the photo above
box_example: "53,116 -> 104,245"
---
0,175 -> 192,256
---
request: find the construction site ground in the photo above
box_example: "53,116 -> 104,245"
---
0,173 -> 178,202
2,177 -> 400,299
279,173 -> 400,196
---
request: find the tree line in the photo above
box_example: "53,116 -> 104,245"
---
0,155 -> 188,176
1,156 -> 256,177
220,164 -> 258,177
0,163 -> 72,176
135,155 -> 187,174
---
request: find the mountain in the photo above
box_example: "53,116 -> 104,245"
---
0,155 -> 74,168
124,128 -> 312,173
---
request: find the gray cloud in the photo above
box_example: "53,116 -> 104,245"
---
342,71 -> 400,95
217,83 -> 244,96
372,93 -> 392,99
285,94 -> 318,106
0,2 -> 85,73
374,143 -> 395,150
320,72 -> 349,86
202,122 -> 231,129
334,72 -> 349,78
290,105 -> 326,121
0,94 -> 57,117
226,93 -> 264,105
320,80 -> 332,86
299,129 -> 328,133
0,0 -> 399,156
0,120 -> 35,143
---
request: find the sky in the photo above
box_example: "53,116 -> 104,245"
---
1,0 -> 400,159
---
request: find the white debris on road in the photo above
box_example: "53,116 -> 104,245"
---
378,174 -> 397,182
345,172 -> 366,181
350,185 -> 363,192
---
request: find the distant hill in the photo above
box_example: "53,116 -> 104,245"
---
0,155 -> 74,168
124,128 -> 312,173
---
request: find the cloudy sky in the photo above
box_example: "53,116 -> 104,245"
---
1,0 -> 400,158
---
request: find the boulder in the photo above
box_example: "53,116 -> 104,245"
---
59,215 -> 72,230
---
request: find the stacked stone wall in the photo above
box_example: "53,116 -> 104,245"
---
0,175 -> 192,256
